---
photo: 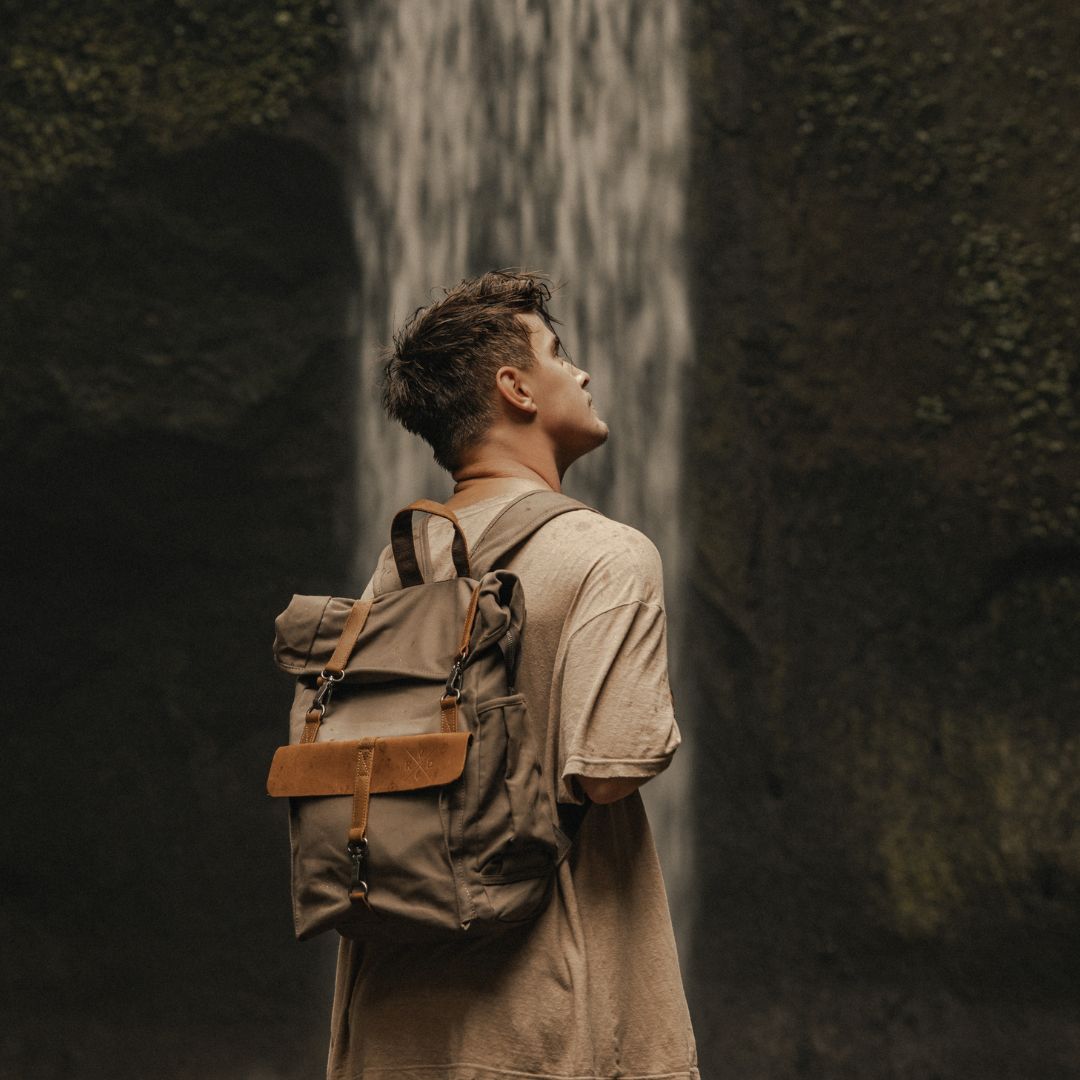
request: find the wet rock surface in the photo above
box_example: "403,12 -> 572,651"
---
4,1 -> 1080,1075
685,1 -> 1080,1076
1,10 -> 356,1072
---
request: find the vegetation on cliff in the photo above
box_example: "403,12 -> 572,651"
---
2,8 -> 356,1073
687,0 -> 1080,1023
1,0 -> 351,449
1,0 -> 341,209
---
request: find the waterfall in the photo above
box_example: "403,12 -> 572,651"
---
343,0 -> 694,949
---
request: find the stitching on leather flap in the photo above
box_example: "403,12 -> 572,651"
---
267,732 -> 472,797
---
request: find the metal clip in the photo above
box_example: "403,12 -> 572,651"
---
347,837 -> 369,900
444,658 -> 464,699
314,669 -> 344,710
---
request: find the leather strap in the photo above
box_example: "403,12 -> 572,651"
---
322,598 -> 373,680
300,708 -> 323,745
434,583 -> 483,736
348,738 -> 376,904
457,583 -> 482,656
391,499 -> 471,587
348,738 -> 377,845
301,598 -> 373,744
439,694 -> 459,734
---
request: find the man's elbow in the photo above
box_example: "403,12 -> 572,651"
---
575,775 -> 647,805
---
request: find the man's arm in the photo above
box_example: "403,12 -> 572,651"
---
555,529 -> 680,808
572,775 -> 647,804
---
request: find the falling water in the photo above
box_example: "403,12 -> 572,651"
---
343,0 -> 694,948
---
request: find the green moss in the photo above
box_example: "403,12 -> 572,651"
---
851,698 -> 1080,939
878,816 -> 966,938
700,0 -> 1080,539
767,0 -> 949,197
913,394 -> 953,428
945,220 -> 1079,540
0,0 -> 342,208
686,7 -> 1080,1060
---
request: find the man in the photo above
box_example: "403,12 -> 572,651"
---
328,270 -> 698,1079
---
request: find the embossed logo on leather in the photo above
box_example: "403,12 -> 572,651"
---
405,747 -> 436,784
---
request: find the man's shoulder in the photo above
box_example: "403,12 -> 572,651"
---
541,506 -> 661,562
512,506 -> 666,604
369,498 -> 666,602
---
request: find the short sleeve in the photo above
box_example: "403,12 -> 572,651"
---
554,538 -> 681,804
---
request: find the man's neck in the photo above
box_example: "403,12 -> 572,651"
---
446,459 -> 557,510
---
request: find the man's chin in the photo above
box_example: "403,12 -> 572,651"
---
562,424 -> 610,473
580,425 -> 609,455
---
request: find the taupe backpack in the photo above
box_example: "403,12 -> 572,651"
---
266,491 -> 590,941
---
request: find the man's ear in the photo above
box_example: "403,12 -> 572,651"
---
495,366 -> 537,416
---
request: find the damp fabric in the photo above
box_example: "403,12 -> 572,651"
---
326,493 -> 698,1080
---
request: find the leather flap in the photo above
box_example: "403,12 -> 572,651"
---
267,732 -> 471,797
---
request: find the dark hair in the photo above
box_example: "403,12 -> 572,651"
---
381,269 -> 559,471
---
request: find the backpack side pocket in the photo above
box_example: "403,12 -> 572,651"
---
474,695 -> 561,922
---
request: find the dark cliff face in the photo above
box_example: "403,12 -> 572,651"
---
5,1 -> 1080,1075
2,5 -> 357,1076
685,0 -> 1080,1076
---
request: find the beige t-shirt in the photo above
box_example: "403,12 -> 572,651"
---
326,494 -> 698,1080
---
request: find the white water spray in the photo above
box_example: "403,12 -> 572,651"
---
343,0 -> 694,950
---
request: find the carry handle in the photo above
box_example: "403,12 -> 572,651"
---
391,499 -> 471,587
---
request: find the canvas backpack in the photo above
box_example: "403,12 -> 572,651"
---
266,490 -> 591,942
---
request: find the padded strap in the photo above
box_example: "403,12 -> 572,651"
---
391,499 -> 471,587
469,490 -> 595,575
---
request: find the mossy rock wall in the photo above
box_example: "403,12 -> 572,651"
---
1,5 -> 356,1076
686,1 -> 1080,1076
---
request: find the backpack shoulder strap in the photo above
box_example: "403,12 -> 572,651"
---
469,490 -> 596,576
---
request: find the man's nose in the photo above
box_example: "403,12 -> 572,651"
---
577,368 -> 591,388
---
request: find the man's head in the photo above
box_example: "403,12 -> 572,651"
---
382,270 -> 606,474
